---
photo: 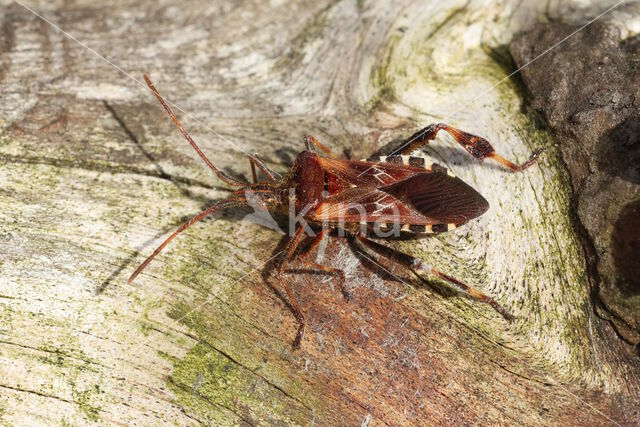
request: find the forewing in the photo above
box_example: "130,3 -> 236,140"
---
318,157 -> 424,188
314,157 -> 489,226
311,186 -> 429,223
381,173 -> 489,224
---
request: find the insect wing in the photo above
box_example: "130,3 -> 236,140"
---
381,173 -> 489,224
311,186 -> 428,223
318,157 -> 424,188
311,172 -> 488,226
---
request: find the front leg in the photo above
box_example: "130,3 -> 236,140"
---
390,123 -> 543,172
277,226 -> 308,349
248,153 -> 276,183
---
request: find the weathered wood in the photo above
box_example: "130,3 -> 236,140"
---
511,16 -> 640,351
1,0 -> 638,425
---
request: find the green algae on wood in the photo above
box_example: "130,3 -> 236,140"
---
169,343 -> 310,426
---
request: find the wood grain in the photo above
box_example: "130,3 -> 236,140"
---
0,0 -> 637,425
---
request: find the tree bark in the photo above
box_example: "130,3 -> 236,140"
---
0,0 -> 638,425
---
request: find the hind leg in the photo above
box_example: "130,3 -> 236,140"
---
390,123 -> 542,172
354,233 -> 514,320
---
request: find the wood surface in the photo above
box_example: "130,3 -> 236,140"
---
0,0 -> 638,425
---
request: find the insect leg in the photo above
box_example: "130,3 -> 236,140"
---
392,123 -> 543,172
249,154 -> 276,183
128,197 -> 247,284
277,226 -> 309,349
292,259 -> 349,301
298,228 -> 330,257
305,135 -> 338,159
354,234 -> 514,320
293,229 -> 349,300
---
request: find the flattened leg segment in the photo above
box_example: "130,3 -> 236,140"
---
249,153 -> 276,183
393,123 -> 543,172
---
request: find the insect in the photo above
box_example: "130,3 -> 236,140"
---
129,75 -> 543,349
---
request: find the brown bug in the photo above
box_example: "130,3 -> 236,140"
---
129,75 -> 543,348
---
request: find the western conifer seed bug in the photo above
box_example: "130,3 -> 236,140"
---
129,75 -> 543,349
